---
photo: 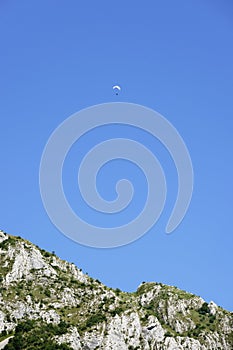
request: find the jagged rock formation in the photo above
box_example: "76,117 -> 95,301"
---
0,230 -> 232,349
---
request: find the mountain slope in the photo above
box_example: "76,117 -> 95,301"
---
0,230 -> 232,350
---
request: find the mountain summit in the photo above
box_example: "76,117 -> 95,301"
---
0,230 -> 232,349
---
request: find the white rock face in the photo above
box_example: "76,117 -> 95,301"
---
0,312 -> 5,333
40,309 -> 60,324
103,312 -> 142,349
69,263 -> 89,284
5,242 -> 56,283
139,284 -> 162,306
0,231 -> 7,244
0,336 -> 14,349
177,337 -> 204,350
208,301 -> 218,315
220,315 -> 233,333
142,315 -> 165,343
11,301 -> 32,320
56,327 -> 82,350
61,287 -> 78,306
83,331 -> 104,350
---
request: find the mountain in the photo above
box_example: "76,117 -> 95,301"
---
0,230 -> 232,350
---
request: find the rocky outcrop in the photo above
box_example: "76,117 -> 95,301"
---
0,230 -> 232,349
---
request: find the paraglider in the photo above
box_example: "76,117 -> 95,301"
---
113,85 -> 121,95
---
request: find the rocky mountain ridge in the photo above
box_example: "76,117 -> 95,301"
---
0,230 -> 232,349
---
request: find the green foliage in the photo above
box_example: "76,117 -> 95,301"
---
109,306 -> 125,317
115,288 -> 121,295
0,330 -> 7,337
227,331 -> 233,346
70,278 -> 79,285
198,302 -> 210,315
44,288 -> 51,297
184,309 -> 218,338
86,313 -> 107,328
165,331 -> 172,337
0,237 -> 16,249
143,303 -> 163,323
0,330 -> 13,343
40,250 -> 51,258
186,323 -> 208,339
136,282 -> 194,301
81,312 -> 107,331
4,320 -> 72,350
15,319 -> 34,333
136,282 -> 157,295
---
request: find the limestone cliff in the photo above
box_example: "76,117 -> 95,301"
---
0,230 -> 232,349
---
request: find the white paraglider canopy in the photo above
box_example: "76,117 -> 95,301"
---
113,85 -> 121,95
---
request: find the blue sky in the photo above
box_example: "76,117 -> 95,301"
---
1,0 -> 233,310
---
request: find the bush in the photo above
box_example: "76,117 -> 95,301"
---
165,331 -> 172,337
83,313 -> 107,329
5,320 -> 71,350
44,288 -> 51,297
115,288 -> 121,295
198,302 -> 210,315
109,307 -> 124,317
209,315 -> 216,323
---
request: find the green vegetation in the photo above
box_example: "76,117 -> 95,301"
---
179,308 -> 218,339
0,236 -> 16,249
4,320 -> 72,350
198,302 -> 210,315
109,306 -> 125,316
136,282 -> 194,301
227,331 -> 233,346
40,249 -> 51,258
139,294 -> 219,339
136,282 -> 157,295
115,288 -> 121,295
0,331 -> 13,343
80,312 -> 107,331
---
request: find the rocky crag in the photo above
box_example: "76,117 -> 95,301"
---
0,230 -> 232,349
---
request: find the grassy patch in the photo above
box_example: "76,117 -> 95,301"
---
136,282 -> 158,295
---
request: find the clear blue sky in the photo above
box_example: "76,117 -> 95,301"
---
1,0 -> 233,310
